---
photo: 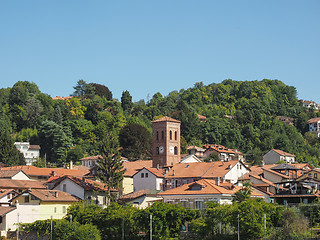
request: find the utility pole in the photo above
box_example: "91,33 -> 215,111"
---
122,219 -> 125,240
264,214 -> 266,240
237,214 -> 240,240
51,216 -> 53,240
150,214 -> 153,240
17,213 -> 19,240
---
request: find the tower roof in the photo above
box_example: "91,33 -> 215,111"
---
152,116 -> 181,123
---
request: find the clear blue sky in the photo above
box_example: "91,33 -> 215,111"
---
1,1 -> 319,103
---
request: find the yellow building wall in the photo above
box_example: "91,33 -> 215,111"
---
122,177 -> 133,195
13,195 -> 74,220
39,202 -> 73,220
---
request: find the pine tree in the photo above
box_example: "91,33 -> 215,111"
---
96,133 -> 125,204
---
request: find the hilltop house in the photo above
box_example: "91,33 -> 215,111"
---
158,179 -> 264,209
263,149 -> 296,165
14,142 -> 40,165
47,175 -> 117,206
307,117 -> 320,137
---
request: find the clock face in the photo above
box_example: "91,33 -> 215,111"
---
169,146 -> 174,154
159,146 -> 164,154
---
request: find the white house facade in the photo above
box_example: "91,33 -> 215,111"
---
14,142 -> 40,165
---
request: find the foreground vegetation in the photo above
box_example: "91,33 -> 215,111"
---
19,200 -> 320,240
1,79 -> 320,167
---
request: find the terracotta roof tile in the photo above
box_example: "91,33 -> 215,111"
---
0,170 -> 27,178
272,149 -> 295,157
0,189 -> 17,199
0,179 -> 46,190
1,165 -> 89,178
123,160 -> 153,177
307,117 -> 320,124
165,161 -> 243,179
152,116 -> 181,123
13,189 -> 79,202
158,179 -> 264,197
0,206 -> 16,217
121,189 -> 161,201
29,145 -> 40,150
48,176 -> 117,192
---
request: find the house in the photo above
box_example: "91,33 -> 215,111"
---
80,155 -> 101,169
1,165 -> 90,181
120,189 -> 162,209
203,144 -> 245,162
272,179 -> 320,205
307,117 -> 320,137
133,167 -> 164,192
276,116 -> 294,126
14,142 -> 40,165
0,169 -> 30,180
197,114 -> 207,122
263,149 -> 296,165
0,189 -> 18,206
0,206 -> 17,237
122,160 -> 152,195
4,189 -> 78,234
186,146 -> 205,159
158,179 -> 264,209
0,179 -> 46,192
164,160 -> 249,190
299,100 -> 320,110
47,175 -> 117,206
180,154 -> 201,163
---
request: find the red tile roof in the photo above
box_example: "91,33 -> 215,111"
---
29,145 -> 40,150
272,149 -> 295,157
0,179 -> 47,190
0,169 -> 28,178
158,179 -> 263,197
48,176 -> 117,192
123,160 -> 153,177
165,161 -> 243,179
307,117 -> 320,124
0,206 -> 16,217
121,189 -> 161,201
1,165 -> 89,178
13,189 -> 79,202
152,116 -> 181,123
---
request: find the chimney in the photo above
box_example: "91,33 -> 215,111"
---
216,177 -> 220,186
172,170 -> 175,176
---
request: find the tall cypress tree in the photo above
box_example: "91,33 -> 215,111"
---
96,133 -> 125,204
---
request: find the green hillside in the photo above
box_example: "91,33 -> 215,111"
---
1,79 -> 319,166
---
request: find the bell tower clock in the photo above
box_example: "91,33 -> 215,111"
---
152,116 -> 181,168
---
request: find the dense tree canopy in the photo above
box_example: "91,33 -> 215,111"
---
1,79 -> 320,167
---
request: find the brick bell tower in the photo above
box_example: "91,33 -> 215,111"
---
152,116 -> 181,168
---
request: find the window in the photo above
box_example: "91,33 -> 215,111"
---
175,131 -> 177,140
156,147 -> 159,155
54,207 -> 57,213
161,131 -> 164,140
315,173 -> 318,179
170,131 -> 172,140
195,201 -> 203,210
145,173 -> 149,178
156,131 -> 159,140
141,173 -> 144,178
62,206 -> 66,213
62,184 -> 67,192
25,196 -> 29,203
174,146 -> 178,155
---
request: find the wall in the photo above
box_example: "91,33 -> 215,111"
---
12,171 -> 30,180
133,169 -> 162,192
224,162 -> 249,184
263,150 -> 281,164
122,177 -> 133,195
52,178 -> 84,200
